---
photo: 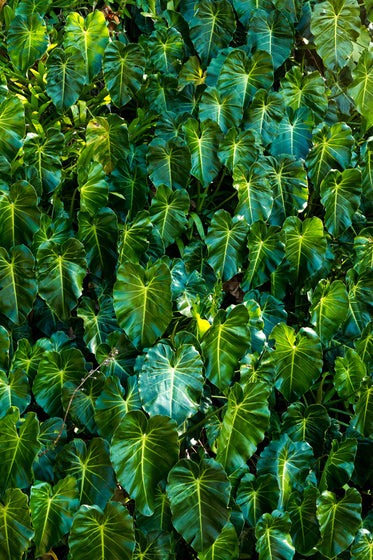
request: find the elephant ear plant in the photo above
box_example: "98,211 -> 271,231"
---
1,0 -> 373,558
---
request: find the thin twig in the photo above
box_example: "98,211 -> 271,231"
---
38,349 -> 118,457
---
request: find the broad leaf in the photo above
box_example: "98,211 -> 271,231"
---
30,476 -> 79,556
233,163 -> 273,225
257,435 -> 314,508
316,488 -> 362,558
236,473 -> 279,526
0,407 -> 40,493
320,438 -> 357,491
287,488 -> 320,555
269,107 -> 313,159
309,279 -> 349,345
311,0 -> 360,70
352,380 -> 373,437
244,89 -> 284,144
0,488 -> 34,560
351,529 -> 373,560
23,128 -> 64,194
354,227 -> 373,274
149,185 -> 189,247
218,128 -> 259,172
189,0 -> 236,65
216,382 -> 270,474
0,245 -> 37,325
111,411 -> 179,516
183,118 -> 222,186
198,523 -> 239,560
78,162 -> 108,216
55,438 -> 116,508
78,209 -> 118,278
0,97 -> 25,164
37,238 -> 87,321
270,323 -> 323,401
334,348 -> 366,402
7,14 -> 49,73
348,49 -> 373,128
320,168 -> 361,236
242,222 -> 284,290
249,9 -> 293,70
167,458 -> 231,552
69,502 -> 135,560
0,368 -> 30,417
64,11 -> 109,82
118,210 -> 151,264
201,305 -> 250,390
255,511 -> 295,560
282,403 -> 330,453
147,137 -> 192,191
103,42 -> 145,107
46,47 -> 86,113
0,182 -> 40,249
355,321 -> 373,369
114,260 -> 172,349
199,87 -> 243,133
281,67 -> 328,120
218,49 -> 273,108
139,342 -> 204,425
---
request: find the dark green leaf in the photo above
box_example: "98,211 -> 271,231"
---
0,488 -> 34,560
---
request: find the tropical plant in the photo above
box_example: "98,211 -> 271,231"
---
0,0 -> 373,559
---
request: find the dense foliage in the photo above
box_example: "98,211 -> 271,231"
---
0,0 -> 373,558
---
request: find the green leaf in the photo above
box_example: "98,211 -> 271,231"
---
30,476 -> 79,556
114,260 -> 172,349
281,403 -> 330,453
167,458 -> 231,552
0,182 -> 40,249
216,382 -> 270,474
236,473 -> 279,527
270,323 -> 323,401
37,238 -> 87,321
283,216 -> 327,285
257,435 -> 314,508
0,488 -> 34,560
355,321 -> 373,369
111,411 -> 179,516
233,164 -> 273,225
183,118 -> 222,187
147,137 -> 192,191
320,438 -> 357,491
343,270 -> 373,337
287,488 -> 320,556
242,222 -> 284,290
64,11 -> 109,82
0,368 -> 30,417
218,128 -> 259,172
55,438 -> 116,508
353,227 -> 373,274
23,128 -> 64,195
306,122 -> 354,189
189,0 -> 236,65
33,348 -> 85,416
0,407 -> 40,493
206,210 -> 248,281
218,50 -> 273,108
77,296 -> 118,354
260,156 -> 308,226
0,96 -> 25,164
7,14 -> 48,74
139,342 -> 203,425
0,245 -> 37,325
351,529 -> 373,560
309,279 -> 349,345
46,47 -> 86,113
199,87 -> 243,134
69,502 -> 135,560
248,9 -> 293,69
244,89 -> 284,145
79,115 -> 129,174
141,25 -> 184,74
320,168 -> 361,236
334,348 -> 366,402
78,209 -> 118,279
118,210 -> 151,264
269,108 -> 313,159
352,380 -> 373,437
95,376 -> 141,440
62,374 -> 104,435
201,305 -> 250,390
103,42 -> 145,107
255,510 -> 295,560
78,162 -> 108,216
198,522 -> 239,560
281,67 -> 328,120
149,185 -> 189,247
311,0 -> 360,70
348,49 -> 373,128
316,488 -> 362,558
